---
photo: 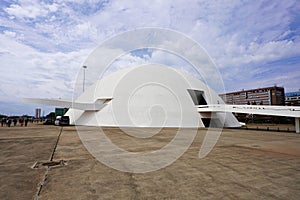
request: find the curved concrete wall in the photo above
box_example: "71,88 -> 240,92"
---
66,65 -> 240,128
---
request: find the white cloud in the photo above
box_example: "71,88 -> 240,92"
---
4,1 -> 57,19
46,3 -> 59,12
0,0 -> 299,114
3,30 -> 17,38
0,34 -> 90,102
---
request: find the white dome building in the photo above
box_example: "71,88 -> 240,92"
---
66,65 -> 240,128
24,64 -> 300,133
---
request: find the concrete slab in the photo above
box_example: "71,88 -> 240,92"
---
0,125 -> 60,200
1,125 -> 300,199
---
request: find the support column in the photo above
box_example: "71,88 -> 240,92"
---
295,117 -> 300,133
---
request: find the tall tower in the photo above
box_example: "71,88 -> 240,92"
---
35,108 -> 41,119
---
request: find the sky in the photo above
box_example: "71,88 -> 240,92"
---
0,0 -> 299,116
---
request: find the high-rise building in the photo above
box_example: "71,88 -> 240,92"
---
35,108 -> 41,118
219,86 -> 285,105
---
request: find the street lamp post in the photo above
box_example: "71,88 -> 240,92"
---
82,66 -> 87,92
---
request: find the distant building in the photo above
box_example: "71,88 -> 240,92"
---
219,86 -> 285,105
285,91 -> 300,106
35,108 -> 41,118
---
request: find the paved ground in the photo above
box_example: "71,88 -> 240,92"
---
0,124 -> 300,199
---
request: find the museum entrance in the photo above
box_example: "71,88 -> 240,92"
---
201,118 -> 222,128
187,89 -> 207,105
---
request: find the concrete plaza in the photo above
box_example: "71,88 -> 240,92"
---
0,124 -> 299,199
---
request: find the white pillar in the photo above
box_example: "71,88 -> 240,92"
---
296,118 -> 300,133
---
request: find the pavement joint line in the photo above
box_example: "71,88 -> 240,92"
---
50,127 -> 63,161
34,127 -> 63,200
35,168 -> 50,200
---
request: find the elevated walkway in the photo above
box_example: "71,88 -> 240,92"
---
197,104 -> 300,133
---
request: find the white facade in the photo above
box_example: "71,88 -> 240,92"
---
66,65 -> 240,128
24,65 -> 300,132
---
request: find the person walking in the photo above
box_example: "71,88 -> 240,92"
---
7,119 -> 12,127
13,118 -> 17,126
25,118 -> 28,127
19,118 -> 24,127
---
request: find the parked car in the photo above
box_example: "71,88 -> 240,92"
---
54,116 -> 70,126
54,116 -> 61,126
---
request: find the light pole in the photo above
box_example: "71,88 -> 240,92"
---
82,66 -> 87,92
